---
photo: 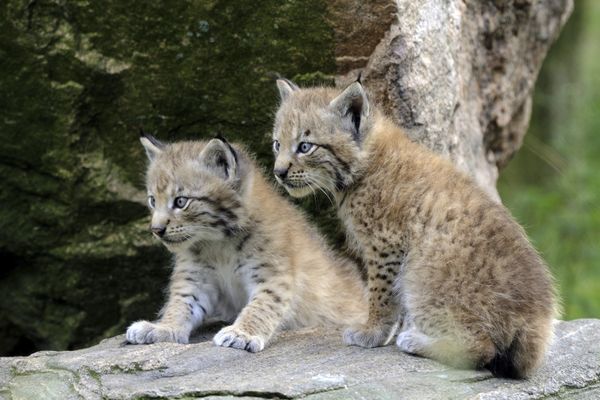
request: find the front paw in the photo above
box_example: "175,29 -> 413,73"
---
213,325 -> 265,353
396,329 -> 430,355
343,322 -> 398,348
125,320 -> 189,344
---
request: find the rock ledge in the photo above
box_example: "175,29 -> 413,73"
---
1,319 -> 599,399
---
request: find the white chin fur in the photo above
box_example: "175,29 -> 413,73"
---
284,185 -> 314,198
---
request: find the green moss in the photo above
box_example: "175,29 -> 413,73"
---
8,370 -> 79,400
108,362 -> 144,373
86,368 -> 102,384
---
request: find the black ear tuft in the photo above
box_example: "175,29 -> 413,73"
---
214,134 -> 238,166
139,130 -> 165,161
356,71 -> 362,84
139,129 -> 165,150
329,82 -> 370,143
201,138 -> 238,181
349,105 -> 362,141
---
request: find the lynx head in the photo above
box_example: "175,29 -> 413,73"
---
272,79 -> 373,198
140,133 -> 247,249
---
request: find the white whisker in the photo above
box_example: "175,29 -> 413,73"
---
304,179 -> 319,204
307,175 -> 335,207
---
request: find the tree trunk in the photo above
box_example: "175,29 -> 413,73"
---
330,0 -> 573,200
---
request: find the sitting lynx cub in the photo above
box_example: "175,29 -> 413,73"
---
126,134 -> 367,352
271,79 -> 557,377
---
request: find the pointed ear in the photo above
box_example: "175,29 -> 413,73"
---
200,137 -> 238,181
139,132 -> 165,161
329,82 -> 370,142
276,78 -> 299,101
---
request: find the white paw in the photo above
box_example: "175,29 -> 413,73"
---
213,325 -> 265,353
396,329 -> 430,355
125,320 -> 189,344
343,322 -> 398,348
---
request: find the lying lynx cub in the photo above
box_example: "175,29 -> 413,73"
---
126,134 -> 367,352
271,79 -> 557,377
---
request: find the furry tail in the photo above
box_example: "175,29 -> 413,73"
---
486,327 -> 550,379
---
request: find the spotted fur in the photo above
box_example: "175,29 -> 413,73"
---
271,80 -> 557,378
126,135 -> 368,352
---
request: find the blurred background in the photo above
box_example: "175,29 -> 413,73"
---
0,0 -> 597,357
499,1 -> 600,320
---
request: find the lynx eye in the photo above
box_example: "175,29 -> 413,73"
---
173,196 -> 189,209
297,142 -> 313,154
272,140 -> 280,153
148,195 -> 155,209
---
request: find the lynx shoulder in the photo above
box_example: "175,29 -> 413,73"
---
271,79 -> 557,377
125,134 -> 367,352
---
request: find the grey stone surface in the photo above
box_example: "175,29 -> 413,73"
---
0,319 -> 598,399
333,0 -> 573,200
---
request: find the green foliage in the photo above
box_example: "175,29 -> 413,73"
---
499,0 -> 600,319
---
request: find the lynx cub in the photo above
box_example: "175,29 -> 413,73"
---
271,79 -> 557,377
126,134 -> 367,352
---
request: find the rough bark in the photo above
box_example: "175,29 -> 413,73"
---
331,0 -> 573,200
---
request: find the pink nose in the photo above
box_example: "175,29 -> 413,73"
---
274,167 -> 289,180
151,225 -> 166,237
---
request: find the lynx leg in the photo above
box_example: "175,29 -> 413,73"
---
344,254 -> 401,348
127,263 -> 217,344
396,327 -> 434,356
214,273 -> 292,352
